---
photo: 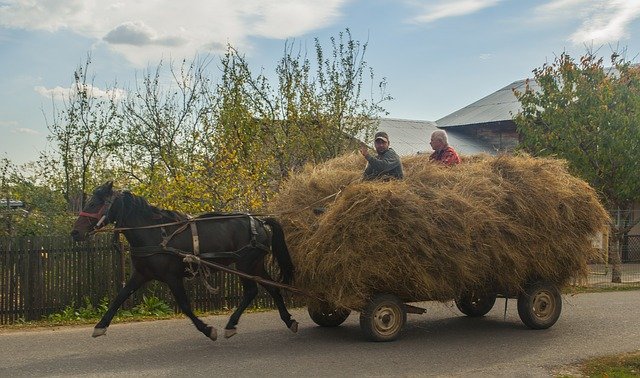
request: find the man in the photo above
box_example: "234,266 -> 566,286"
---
429,130 -> 461,166
360,131 -> 404,181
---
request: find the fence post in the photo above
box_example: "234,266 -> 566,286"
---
118,236 -> 125,289
25,238 -> 42,321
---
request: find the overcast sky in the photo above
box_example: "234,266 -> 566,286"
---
2,0 -> 640,165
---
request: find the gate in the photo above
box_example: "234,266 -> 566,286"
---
623,234 -> 640,262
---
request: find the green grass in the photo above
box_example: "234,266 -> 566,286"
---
558,350 -> 640,377
0,299 -> 296,332
564,283 -> 640,294
0,295 -> 183,331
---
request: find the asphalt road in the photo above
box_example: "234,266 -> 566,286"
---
1,290 -> 639,377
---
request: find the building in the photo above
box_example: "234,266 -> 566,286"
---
434,80 -> 538,152
373,118 -> 496,156
0,199 -> 25,209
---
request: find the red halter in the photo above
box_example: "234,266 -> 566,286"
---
78,203 -> 107,220
78,193 -> 116,229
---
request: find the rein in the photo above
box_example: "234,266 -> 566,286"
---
90,189 -> 343,235
91,213 -> 272,233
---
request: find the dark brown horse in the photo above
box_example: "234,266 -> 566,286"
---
71,181 -> 297,340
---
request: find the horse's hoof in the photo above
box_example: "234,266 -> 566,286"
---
208,327 -> 217,341
224,328 -> 237,339
92,327 -> 107,338
289,320 -> 299,333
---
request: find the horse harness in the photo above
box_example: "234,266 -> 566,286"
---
129,214 -> 272,260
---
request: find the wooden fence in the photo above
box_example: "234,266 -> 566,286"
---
0,235 -> 301,325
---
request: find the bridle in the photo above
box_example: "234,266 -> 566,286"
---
78,192 -> 118,230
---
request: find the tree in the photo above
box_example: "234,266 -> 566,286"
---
118,57 -> 213,180
34,30 -> 388,217
0,157 -> 69,237
44,54 -> 121,211
514,51 -> 640,282
0,157 -> 20,237
193,30 -> 390,210
250,29 -> 391,179
121,30 -> 391,213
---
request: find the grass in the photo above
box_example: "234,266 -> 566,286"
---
558,350 -> 640,377
0,298 -> 293,332
565,283 -> 640,294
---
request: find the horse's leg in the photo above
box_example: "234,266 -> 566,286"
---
224,278 -> 259,338
257,266 -> 298,333
93,272 -> 148,337
165,278 -> 217,341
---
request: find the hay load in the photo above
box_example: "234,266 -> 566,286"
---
270,153 -> 609,310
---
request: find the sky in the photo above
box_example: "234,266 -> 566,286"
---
2,0 -> 640,165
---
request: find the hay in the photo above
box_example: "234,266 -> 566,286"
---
270,153 -> 610,309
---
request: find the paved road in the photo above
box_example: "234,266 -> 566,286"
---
1,291 -> 639,377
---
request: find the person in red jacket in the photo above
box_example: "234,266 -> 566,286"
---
429,130 -> 461,166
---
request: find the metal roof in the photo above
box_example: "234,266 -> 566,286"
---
372,118 -> 497,156
436,65 -> 632,129
436,79 -> 540,128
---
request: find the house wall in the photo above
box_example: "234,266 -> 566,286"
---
451,121 -> 519,152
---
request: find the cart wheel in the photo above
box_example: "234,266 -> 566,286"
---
517,281 -> 562,329
308,301 -> 351,327
359,294 -> 407,342
455,291 -> 497,317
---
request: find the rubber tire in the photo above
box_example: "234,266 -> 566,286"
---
517,281 -> 562,329
455,291 -> 497,317
308,302 -> 351,327
359,294 -> 407,342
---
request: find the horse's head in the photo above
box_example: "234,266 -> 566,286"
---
71,181 -> 118,241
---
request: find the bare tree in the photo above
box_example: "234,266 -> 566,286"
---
44,54 -> 121,211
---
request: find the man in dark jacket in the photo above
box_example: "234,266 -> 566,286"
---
360,131 -> 404,181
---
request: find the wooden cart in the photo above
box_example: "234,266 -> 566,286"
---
307,280 -> 563,342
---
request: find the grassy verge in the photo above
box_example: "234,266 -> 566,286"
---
557,350 -> 640,377
0,295 -> 223,332
0,295 -> 291,332
565,283 -> 640,294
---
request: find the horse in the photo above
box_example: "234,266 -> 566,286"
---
70,181 -> 298,341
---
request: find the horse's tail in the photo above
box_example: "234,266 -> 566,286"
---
264,217 -> 294,285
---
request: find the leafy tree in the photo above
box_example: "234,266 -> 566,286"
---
28,30 -> 388,221
244,29 -> 391,179
197,49 -> 274,211
0,156 -> 21,237
116,30 -> 389,213
514,51 -> 640,282
0,157 -> 70,237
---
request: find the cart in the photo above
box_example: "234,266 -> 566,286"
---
271,154 -> 607,342
307,280 -> 562,342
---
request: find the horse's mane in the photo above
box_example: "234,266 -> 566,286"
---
122,191 -> 188,222
120,191 -> 249,222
